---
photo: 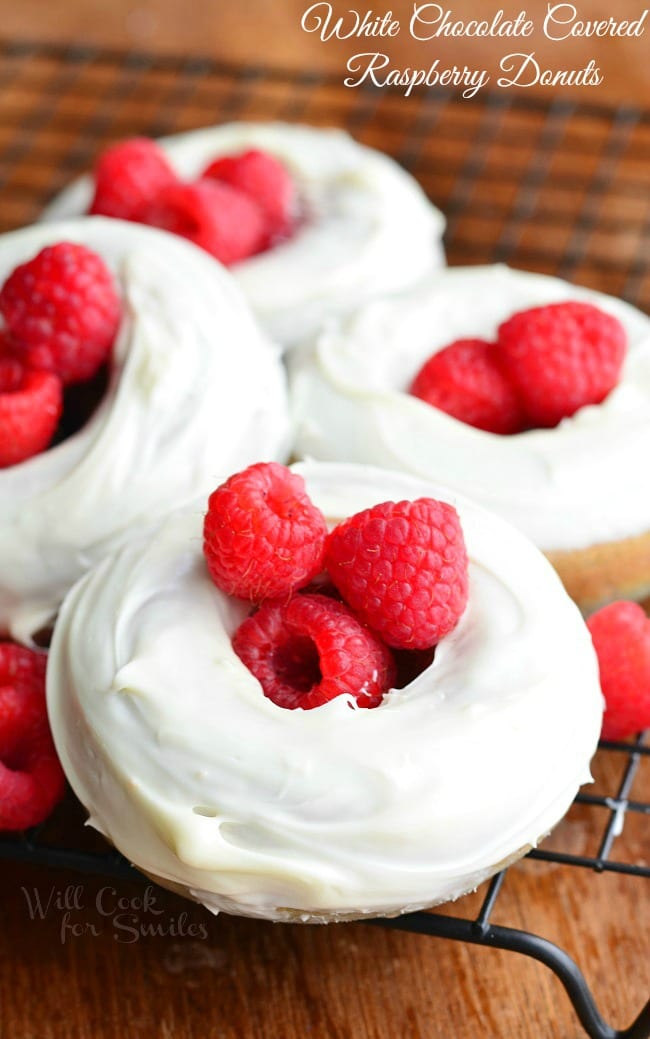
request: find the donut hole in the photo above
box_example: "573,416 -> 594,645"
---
392,646 -> 436,689
52,362 -> 110,446
31,625 -> 54,650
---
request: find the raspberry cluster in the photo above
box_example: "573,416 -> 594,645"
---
0,643 -> 66,830
203,462 -> 469,712
0,242 -> 121,468
90,137 -> 298,265
410,301 -> 627,434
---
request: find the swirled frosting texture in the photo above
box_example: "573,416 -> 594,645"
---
42,123 -> 446,347
0,218 -> 290,641
47,462 -> 602,922
290,266 -> 650,552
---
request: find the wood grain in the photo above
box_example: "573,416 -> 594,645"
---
0,0 -> 649,103
0,740 -> 648,1039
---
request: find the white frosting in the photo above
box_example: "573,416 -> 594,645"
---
290,266 -> 650,552
41,123 -> 446,348
0,218 -> 290,642
47,462 -> 602,922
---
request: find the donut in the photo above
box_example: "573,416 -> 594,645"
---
41,122 -> 446,348
46,462 -> 603,922
0,218 -> 290,643
289,265 -> 650,613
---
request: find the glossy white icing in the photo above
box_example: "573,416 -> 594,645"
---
47,462 -> 602,921
0,218 -> 290,641
290,266 -> 650,551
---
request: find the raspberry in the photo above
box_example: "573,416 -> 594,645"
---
587,601 -> 650,741
89,137 -> 178,222
202,148 -> 297,243
409,338 -> 526,435
142,180 -> 266,265
0,358 -> 62,468
203,462 -> 328,601
324,498 -> 469,650
233,593 -> 395,710
0,242 -> 121,385
0,643 -> 65,830
498,301 -> 626,428
0,331 -> 24,386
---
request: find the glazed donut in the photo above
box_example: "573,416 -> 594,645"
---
289,265 -> 650,612
47,462 -> 602,922
41,122 -> 446,348
0,218 -> 290,642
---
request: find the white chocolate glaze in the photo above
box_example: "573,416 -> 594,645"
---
47,462 -> 602,922
42,122 -> 446,348
289,266 -> 650,552
0,218 -> 290,642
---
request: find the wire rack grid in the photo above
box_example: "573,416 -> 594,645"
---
0,38 -> 648,1039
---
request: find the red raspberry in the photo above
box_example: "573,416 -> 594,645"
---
142,180 -> 266,265
0,357 -> 62,468
202,148 -> 297,243
233,593 -> 395,710
203,462 -> 328,601
0,332 -> 24,386
498,301 -> 627,428
0,242 -> 121,385
89,137 -> 178,222
409,338 -> 526,435
0,643 -> 66,830
587,601 -> 650,741
324,498 -> 469,650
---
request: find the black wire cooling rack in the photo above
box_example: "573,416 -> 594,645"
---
0,732 -> 648,1039
0,38 -> 648,1039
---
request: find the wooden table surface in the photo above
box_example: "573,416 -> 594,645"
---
1,0 -> 650,103
0,5 -> 648,1038
1,747 -> 648,1039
